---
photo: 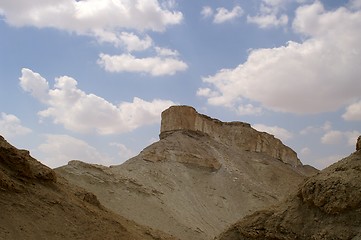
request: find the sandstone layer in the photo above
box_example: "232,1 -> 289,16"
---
56,105 -> 316,240
0,135 -> 177,240
160,106 -> 301,167
216,136 -> 361,240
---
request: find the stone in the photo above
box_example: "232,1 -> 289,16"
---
357,135 -> 361,151
216,141 -> 361,240
0,135 -> 56,183
160,105 -> 301,167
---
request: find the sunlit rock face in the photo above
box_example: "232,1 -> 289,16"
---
160,105 -> 301,167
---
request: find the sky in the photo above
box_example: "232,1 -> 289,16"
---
0,0 -> 360,170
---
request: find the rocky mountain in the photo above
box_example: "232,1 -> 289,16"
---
0,135 -> 178,240
216,136 -> 361,240
56,105 -> 317,240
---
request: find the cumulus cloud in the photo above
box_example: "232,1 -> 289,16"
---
247,0 -> 288,28
98,53 -> 188,76
247,14 -> 288,28
213,6 -> 244,23
201,5 -> 243,23
37,134 -> 111,168
201,6 -> 213,19
19,69 -> 49,102
321,129 -> 361,146
0,0 -> 183,46
199,2 -> 361,115
252,123 -> 293,142
342,100 -> 361,121
19,68 -> 175,135
118,32 -> 153,52
236,104 -> 263,116
0,113 -> 32,139
155,46 -> 179,57
321,130 -> 344,145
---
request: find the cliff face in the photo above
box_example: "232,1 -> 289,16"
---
57,105 -> 316,240
160,106 -> 301,167
216,136 -> 361,240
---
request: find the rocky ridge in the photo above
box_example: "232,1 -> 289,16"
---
56,105 -> 317,240
0,135 -> 178,240
160,106 -> 301,167
216,136 -> 361,240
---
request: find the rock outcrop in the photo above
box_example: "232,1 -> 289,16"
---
0,135 -> 178,240
0,135 -> 56,192
56,105 -> 316,240
160,106 -> 301,167
357,135 -> 361,151
216,136 -> 361,240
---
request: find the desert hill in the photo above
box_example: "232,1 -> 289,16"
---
0,135 -> 178,240
56,105 -> 317,240
216,136 -> 361,240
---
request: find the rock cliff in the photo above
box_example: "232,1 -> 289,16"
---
0,135 -> 178,240
160,106 -> 301,167
216,136 -> 361,240
56,105 -> 316,240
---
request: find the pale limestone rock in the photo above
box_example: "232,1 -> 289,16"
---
357,135 -> 361,151
160,105 -> 301,167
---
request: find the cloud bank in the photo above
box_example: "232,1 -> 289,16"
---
198,2 -> 361,115
0,0 -> 182,45
0,113 -> 32,139
19,68 -> 175,135
98,52 -> 188,76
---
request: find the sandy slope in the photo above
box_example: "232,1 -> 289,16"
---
216,147 -> 361,240
0,135 -> 178,240
57,130 -> 316,240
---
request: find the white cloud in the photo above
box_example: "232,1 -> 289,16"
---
37,134 -> 111,168
342,100 -> 361,121
118,32 -> 153,52
109,142 -> 135,162
196,87 -> 218,98
199,2 -> 361,114
247,14 -> 288,28
0,113 -> 32,139
237,104 -> 263,116
213,6 -> 244,24
300,121 -> 332,135
98,53 -> 188,76
19,69 -> 49,102
155,46 -> 179,57
201,6 -> 213,19
19,68 -> 175,135
247,0 -> 289,28
0,0 -> 183,46
321,130 -> 344,145
252,124 -> 293,142
321,129 -> 360,146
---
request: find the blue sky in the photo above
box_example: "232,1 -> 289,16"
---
0,0 -> 360,169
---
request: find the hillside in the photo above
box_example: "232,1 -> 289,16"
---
56,105 -> 317,240
216,136 -> 361,240
0,135 -> 177,240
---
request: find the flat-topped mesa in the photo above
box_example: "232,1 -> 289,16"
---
160,106 -> 302,167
